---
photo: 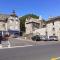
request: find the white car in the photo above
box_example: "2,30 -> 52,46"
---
48,36 -> 58,41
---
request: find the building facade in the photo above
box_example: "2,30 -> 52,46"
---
7,11 -> 20,35
0,11 -> 20,36
25,17 -> 45,34
25,17 -> 46,39
25,16 -> 60,41
33,16 -> 60,40
46,17 -> 60,40
33,28 -> 46,36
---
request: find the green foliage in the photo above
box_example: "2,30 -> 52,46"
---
19,14 -> 39,32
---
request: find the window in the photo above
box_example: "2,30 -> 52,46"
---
3,24 -> 5,27
53,22 -> 54,25
46,31 -> 47,36
15,26 -> 18,30
32,23 -> 40,28
53,28 -> 55,31
16,19 -> 18,21
10,26 -> 14,30
43,25 -> 46,28
53,33 -> 55,36
11,19 -> 14,21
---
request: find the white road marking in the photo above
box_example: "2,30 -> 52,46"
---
51,57 -> 60,60
0,45 -> 33,49
56,57 -> 60,59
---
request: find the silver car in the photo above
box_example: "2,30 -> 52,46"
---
40,35 -> 48,41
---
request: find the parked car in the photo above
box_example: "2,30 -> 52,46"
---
40,35 -> 48,41
31,36 -> 36,41
31,35 -> 41,41
12,33 -> 20,38
48,36 -> 58,41
0,31 -> 4,43
14,34 -> 19,38
0,31 -> 9,42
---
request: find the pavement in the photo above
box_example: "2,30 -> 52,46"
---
0,43 -> 60,60
0,37 -> 60,48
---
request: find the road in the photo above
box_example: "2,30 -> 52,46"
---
9,38 -> 59,47
0,43 -> 60,60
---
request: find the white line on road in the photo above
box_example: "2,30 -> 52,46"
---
56,57 -> 60,59
51,57 -> 60,60
0,45 -> 33,49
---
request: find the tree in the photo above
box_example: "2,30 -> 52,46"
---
19,14 -> 39,34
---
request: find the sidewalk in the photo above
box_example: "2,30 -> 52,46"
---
0,37 -> 60,49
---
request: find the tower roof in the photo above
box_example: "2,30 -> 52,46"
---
10,10 -> 18,17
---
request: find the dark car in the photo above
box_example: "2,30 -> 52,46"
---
0,32 -> 2,44
0,31 -> 10,42
31,35 -> 41,41
12,33 -> 20,38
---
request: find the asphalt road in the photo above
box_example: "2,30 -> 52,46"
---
0,43 -> 60,60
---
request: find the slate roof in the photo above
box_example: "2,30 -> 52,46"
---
46,16 -> 60,23
0,14 -> 10,21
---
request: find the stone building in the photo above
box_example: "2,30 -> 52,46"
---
46,16 -> 60,40
0,11 -> 20,36
25,17 -> 45,34
0,14 -> 9,35
25,17 -> 46,39
33,16 -> 60,40
7,11 -> 20,35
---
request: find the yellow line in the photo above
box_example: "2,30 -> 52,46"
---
51,58 -> 56,60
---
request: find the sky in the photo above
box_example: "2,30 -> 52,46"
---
0,0 -> 60,19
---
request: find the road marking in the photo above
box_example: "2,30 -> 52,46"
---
56,57 -> 60,60
0,45 -> 33,49
51,58 -> 56,60
51,57 -> 60,60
